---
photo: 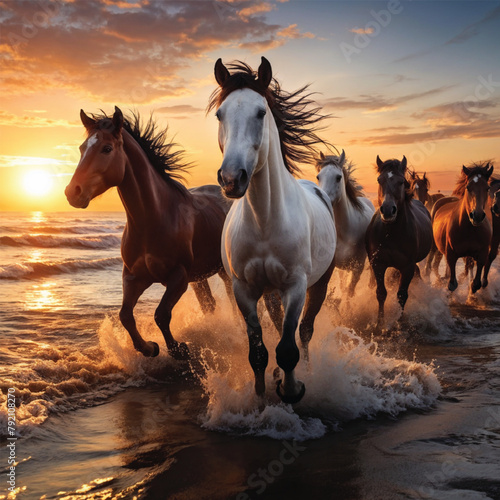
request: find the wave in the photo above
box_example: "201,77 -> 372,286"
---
0,233 -> 121,249
0,257 -> 122,280
23,224 -> 124,235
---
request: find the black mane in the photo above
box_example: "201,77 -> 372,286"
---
89,111 -> 191,192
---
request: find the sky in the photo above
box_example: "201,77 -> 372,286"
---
0,0 -> 499,211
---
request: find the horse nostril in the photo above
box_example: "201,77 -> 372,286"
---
74,185 -> 82,197
391,206 -> 396,215
238,169 -> 248,187
217,169 -> 224,187
478,212 -> 485,222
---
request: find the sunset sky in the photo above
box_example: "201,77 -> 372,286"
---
0,0 -> 499,211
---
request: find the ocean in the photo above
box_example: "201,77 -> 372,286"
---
1,211 -> 499,500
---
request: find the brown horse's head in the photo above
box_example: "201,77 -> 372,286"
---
409,170 -> 429,204
65,107 -> 125,208
490,178 -> 500,217
460,164 -> 493,226
376,155 -> 411,223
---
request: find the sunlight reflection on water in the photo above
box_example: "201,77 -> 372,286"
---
23,281 -> 65,311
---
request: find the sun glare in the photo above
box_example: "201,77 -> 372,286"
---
22,170 -> 54,197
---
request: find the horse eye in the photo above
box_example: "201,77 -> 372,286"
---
102,145 -> 112,154
336,175 -> 342,183
257,109 -> 266,119
215,110 -> 221,121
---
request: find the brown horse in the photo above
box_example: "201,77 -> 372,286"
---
65,107 -> 231,359
427,163 -> 493,293
365,156 -> 433,330
462,176 -> 500,288
409,170 -> 444,212
482,178 -> 500,287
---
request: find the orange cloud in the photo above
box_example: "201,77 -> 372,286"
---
0,111 -> 78,128
0,0 -> 292,104
349,27 -> 375,35
277,23 -> 315,39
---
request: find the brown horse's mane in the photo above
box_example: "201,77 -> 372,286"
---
409,170 -> 430,189
207,60 -> 330,176
316,155 -> 365,211
452,162 -> 493,197
376,158 -> 413,202
89,111 -> 191,193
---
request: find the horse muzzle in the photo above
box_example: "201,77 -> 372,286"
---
217,167 -> 249,199
65,183 -> 90,209
380,203 -> 397,224
469,210 -> 486,226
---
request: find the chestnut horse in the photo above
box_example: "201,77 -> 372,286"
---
65,107 -> 231,359
426,163 -> 493,293
365,156 -> 433,330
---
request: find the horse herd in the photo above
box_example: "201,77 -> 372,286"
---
65,57 -> 498,404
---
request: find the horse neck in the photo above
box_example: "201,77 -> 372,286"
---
243,117 -> 296,231
332,187 -> 355,236
118,131 -> 187,232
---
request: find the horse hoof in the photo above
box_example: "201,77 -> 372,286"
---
482,279 -> 488,289
448,281 -> 458,292
471,282 -> 481,294
139,341 -> 159,357
276,379 -> 305,405
169,342 -> 190,361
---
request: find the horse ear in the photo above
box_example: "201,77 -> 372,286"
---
340,149 -> 346,165
376,155 -> 384,171
462,165 -> 471,176
257,56 -> 273,90
320,151 -> 325,160
112,106 -> 123,136
401,156 -> 407,171
486,164 -> 494,179
80,109 -> 96,130
214,58 -> 230,87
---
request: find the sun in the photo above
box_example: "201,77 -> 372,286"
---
22,170 -> 54,197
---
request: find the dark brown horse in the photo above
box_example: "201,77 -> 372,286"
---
426,163 -> 493,293
365,156 -> 433,330
409,170 -> 444,212
483,177 -> 500,287
65,107 -> 231,359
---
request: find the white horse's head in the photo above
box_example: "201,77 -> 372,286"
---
316,150 -> 346,204
213,57 -> 273,198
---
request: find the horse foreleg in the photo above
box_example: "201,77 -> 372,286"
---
263,291 -> 283,336
424,247 -> 435,277
276,280 -> 307,404
471,251 -> 488,294
119,270 -> 156,357
397,265 -> 415,320
446,252 -> 459,292
433,251 -> 444,281
348,259 -> 364,297
155,267 -> 190,360
233,279 -> 267,397
372,263 -> 387,332
482,239 -> 499,288
192,279 -> 216,314
299,261 -> 335,361
218,269 -> 237,314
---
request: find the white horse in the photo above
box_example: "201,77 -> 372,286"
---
316,150 -> 375,296
210,57 -> 336,404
